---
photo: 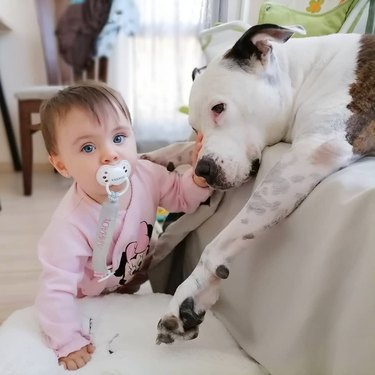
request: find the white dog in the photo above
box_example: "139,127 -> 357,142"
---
143,24 -> 375,344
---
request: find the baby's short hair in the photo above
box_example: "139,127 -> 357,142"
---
40,80 -> 131,155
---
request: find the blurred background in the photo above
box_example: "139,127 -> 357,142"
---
0,0 -> 259,171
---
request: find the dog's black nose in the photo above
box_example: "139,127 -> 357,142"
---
195,157 -> 217,185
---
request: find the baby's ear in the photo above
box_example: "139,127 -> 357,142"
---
49,154 -> 70,178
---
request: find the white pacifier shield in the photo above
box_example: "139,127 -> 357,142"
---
96,160 -> 131,187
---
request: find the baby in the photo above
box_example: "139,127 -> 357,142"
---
35,81 -> 211,370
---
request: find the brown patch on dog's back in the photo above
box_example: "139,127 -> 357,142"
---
346,35 -> 375,155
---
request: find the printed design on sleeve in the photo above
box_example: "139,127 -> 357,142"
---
114,221 -> 153,285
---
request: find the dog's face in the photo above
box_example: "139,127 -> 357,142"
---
189,24 -> 305,190
189,59 -> 272,190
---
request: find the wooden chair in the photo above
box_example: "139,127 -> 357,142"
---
16,0 -> 108,195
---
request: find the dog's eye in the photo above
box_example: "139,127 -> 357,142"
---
192,127 -> 198,134
211,103 -> 225,114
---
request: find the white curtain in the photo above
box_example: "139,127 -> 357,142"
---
110,0 -> 216,152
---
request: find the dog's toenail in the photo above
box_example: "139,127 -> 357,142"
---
216,265 -> 229,279
156,333 -> 174,345
191,331 -> 199,340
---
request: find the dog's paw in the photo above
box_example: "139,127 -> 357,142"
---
156,298 -> 205,344
139,153 -> 176,171
155,258 -> 224,345
139,142 -> 194,170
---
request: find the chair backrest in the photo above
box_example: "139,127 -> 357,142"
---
34,0 -> 108,85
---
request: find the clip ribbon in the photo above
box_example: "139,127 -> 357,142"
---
92,161 -> 131,282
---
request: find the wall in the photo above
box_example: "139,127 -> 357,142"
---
242,0 -> 266,24
0,0 -> 48,170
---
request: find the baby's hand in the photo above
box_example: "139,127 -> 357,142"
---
58,343 -> 95,371
192,132 -> 209,188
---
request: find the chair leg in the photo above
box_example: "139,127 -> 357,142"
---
18,100 -> 34,196
99,57 -> 108,82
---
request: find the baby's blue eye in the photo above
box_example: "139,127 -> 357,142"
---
82,144 -> 95,153
113,134 -> 126,144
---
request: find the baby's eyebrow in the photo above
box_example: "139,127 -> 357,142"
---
113,125 -> 131,132
73,135 -> 92,146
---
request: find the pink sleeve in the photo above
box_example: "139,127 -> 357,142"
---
35,220 -> 91,358
152,163 -> 212,213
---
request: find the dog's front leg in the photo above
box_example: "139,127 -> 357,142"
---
156,137 -> 358,344
140,141 -> 195,170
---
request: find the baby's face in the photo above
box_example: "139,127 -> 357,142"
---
50,105 -> 137,203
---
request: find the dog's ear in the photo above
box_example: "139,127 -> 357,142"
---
224,24 -> 305,64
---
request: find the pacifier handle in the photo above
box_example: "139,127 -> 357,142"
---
105,178 -> 129,197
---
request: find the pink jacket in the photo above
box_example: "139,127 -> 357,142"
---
35,160 -> 211,357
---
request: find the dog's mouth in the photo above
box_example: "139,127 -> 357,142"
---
249,158 -> 260,176
208,175 -> 253,191
209,180 -> 237,191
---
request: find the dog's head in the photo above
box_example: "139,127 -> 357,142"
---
189,24 -> 305,190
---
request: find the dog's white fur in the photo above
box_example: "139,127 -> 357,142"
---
143,24 -> 374,343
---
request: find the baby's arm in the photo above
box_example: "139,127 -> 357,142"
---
148,134 -> 212,214
35,221 -> 93,361
59,344 -> 95,371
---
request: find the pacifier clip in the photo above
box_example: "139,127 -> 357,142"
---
92,160 -> 131,282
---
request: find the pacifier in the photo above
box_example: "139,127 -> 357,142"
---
96,160 -> 131,197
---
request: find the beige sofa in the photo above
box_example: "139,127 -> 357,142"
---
150,143 -> 375,375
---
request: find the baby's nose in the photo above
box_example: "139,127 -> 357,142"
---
101,147 -> 119,164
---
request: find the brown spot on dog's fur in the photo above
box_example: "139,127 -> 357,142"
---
311,142 -> 346,165
346,35 -> 375,155
166,162 -> 175,171
160,317 -> 179,331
